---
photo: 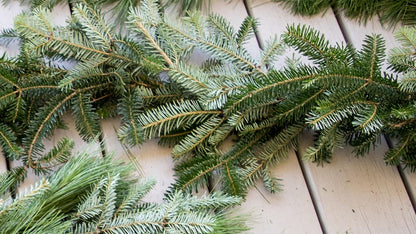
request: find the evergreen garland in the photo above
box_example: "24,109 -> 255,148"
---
0,149 -> 246,233
273,0 -> 416,26
0,0 -> 415,199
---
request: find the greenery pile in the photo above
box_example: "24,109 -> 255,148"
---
273,0 -> 416,26
0,150 -> 246,233
0,0 -> 415,201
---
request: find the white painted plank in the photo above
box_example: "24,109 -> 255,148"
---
247,0 -> 345,71
240,154 -> 322,233
50,114 -> 101,155
299,132 -> 416,233
50,2 -> 72,26
401,165 -> 416,215
220,1 -> 322,233
0,0 -> 26,57
0,152 -> 7,174
248,0 -> 345,43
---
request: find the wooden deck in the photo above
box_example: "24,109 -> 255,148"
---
0,0 -> 416,233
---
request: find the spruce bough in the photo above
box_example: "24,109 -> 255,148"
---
0,0 -> 415,199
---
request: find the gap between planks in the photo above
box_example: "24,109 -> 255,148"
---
384,136 -> 416,213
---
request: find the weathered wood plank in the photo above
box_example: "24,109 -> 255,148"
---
50,114 -> 101,154
247,0 -> 345,43
336,16 -> 400,50
299,131 -> 416,233
401,166 -> 416,215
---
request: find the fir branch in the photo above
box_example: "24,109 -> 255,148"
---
37,137 -> 74,169
117,89 -> 144,147
226,70 -> 319,114
283,24 -> 336,65
135,20 -> 174,66
175,132 -> 267,193
236,16 -> 256,47
304,124 -> 344,164
72,93 -> 101,142
137,100 -> 221,138
384,134 -> 410,165
257,124 -> 304,165
172,117 -> 225,159
25,92 -> 75,169
0,123 -> 22,159
259,36 -> 283,68
208,14 -> 236,43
